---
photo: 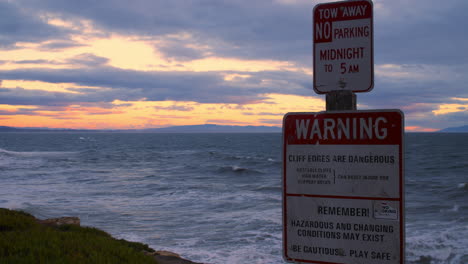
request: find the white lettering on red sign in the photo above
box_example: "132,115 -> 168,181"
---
283,110 -> 405,264
313,0 -> 374,93
295,117 -> 388,141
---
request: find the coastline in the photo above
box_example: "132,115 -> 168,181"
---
0,208 -> 202,264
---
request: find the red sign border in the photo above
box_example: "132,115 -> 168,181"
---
282,110 -> 405,264
313,0 -> 374,94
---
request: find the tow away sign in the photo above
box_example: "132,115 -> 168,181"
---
313,0 -> 374,93
282,110 -> 404,264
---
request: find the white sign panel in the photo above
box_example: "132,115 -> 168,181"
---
282,110 -> 404,264
313,0 -> 374,93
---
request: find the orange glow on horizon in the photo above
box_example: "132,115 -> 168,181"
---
0,94 -> 324,129
0,15 -> 462,132
405,126 -> 439,132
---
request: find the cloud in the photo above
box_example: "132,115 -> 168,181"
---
0,66 -> 313,104
37,40 -> 87,51
243,112 -> 284,116
0,109 -> 32,116
374,0 -> 468,65
15,59 -> 59,65
259,112 -> 285,116
0,1 -> 71,48
258,118 -> 283,125
0,87 -> 84,106
0,105 -> 66,117
150,114 -> 190,119
154,105 -> 195,112
359,62 -> 468,111
0,104 -> 123,121
65,53 -> 109,67
404,109 -> 468,131
158,43 -> 207,61
156,35 -> 210,61
205,119 -> 252,125
16,0 -> 314,63
6,0 -> 466,72
3,0 -> 467,131
5,54 -> 108,67
16,0 -> 468,68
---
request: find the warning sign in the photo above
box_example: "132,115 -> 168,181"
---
282,110 -> 404,264
313,0 -> 374,93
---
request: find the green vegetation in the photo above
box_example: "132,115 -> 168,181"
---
0,208 -> 157,264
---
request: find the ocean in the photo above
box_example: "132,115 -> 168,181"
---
0,132 -> 466,264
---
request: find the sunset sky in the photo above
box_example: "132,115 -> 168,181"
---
1,0 -> 467,131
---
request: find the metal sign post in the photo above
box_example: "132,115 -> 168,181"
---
283,1 -> 405,263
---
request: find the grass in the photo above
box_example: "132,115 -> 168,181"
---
0,208 -> 158,264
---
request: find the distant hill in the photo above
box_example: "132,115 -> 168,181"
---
0,126 -> 101,133
439,125 -> 468,132
139,124 -> 281,133
0,124 -> 281,133
0,126 -> 23,132
5,124 -> 468,133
